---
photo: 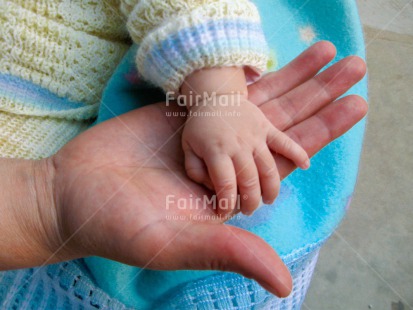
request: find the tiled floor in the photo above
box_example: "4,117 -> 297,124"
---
305,1 -> 413,310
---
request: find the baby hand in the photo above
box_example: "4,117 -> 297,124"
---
182,93 -> 310,216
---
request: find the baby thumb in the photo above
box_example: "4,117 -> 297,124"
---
176,223 -> 293,298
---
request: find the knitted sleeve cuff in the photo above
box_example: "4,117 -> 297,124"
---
122,1 -> 269,93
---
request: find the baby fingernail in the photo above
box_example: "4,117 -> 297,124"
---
303,159 -> 310,169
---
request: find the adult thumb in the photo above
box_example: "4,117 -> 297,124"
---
174,223 -> 293,298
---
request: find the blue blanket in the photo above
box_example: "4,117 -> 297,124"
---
86,0 -> 368,308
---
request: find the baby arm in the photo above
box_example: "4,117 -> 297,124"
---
119,0 -> 308,215
181,67 -> 310,216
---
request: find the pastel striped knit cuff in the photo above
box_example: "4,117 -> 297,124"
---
135,18 -> 269,93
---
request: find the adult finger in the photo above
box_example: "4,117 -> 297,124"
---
275,95 -> 368,179
172,223 -> 293,298
261,56 -> 367,131
248,41 -> 337,105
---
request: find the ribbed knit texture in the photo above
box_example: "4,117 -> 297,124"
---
0,0 -> 129,105
0,74 -> 96,159
121,0 -> 269,92
0,0 -> 129,159
0,0 -> 268,158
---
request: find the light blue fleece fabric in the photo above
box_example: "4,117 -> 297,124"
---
85,0 -> 368,308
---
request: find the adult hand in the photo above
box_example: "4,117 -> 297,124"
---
21,41 -> 368,298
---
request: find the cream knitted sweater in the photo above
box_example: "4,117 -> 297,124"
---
0,0 -> 268,158
0,0 -> 128,158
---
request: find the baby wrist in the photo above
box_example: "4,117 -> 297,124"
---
181,66 -> 248,110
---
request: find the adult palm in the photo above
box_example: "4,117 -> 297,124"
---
50,42 -> 367,298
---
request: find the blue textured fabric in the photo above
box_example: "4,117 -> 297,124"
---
87,0 -> 368,309
0,260 -> 132,310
